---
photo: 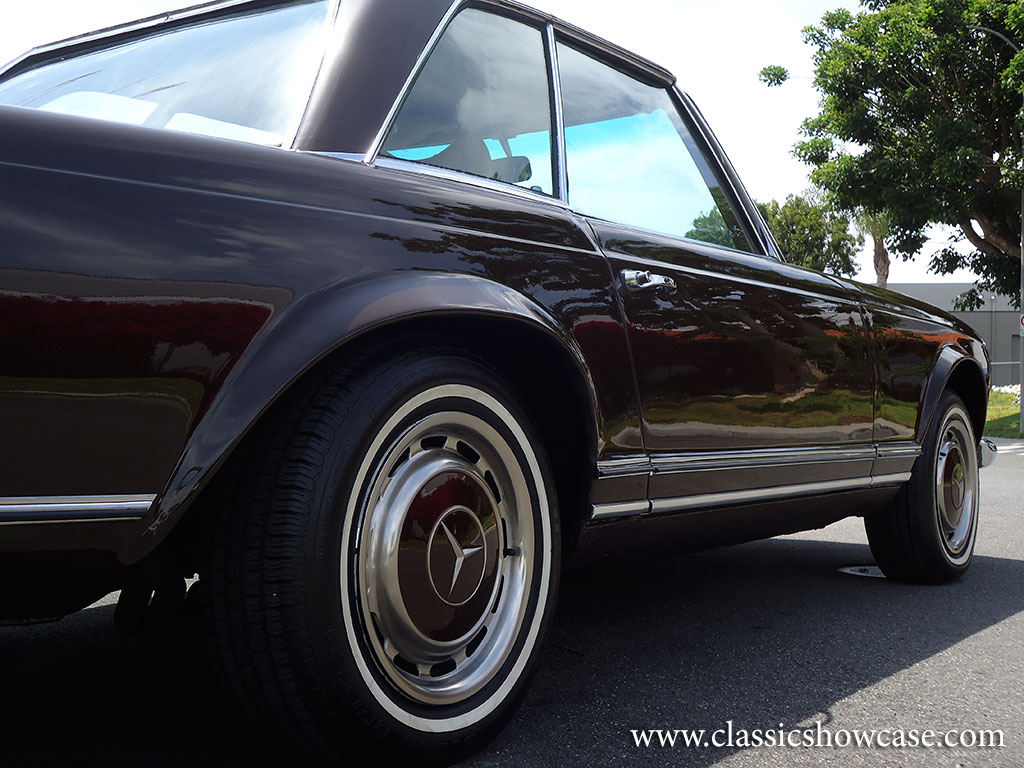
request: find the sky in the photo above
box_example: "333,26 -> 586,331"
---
0,0 -> 983,284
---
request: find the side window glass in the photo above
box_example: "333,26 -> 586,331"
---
556,42 -> 752,251
381,10 -> 554,196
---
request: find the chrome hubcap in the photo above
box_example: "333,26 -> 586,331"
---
934,411 -> 978,559
356,409 -> 534,706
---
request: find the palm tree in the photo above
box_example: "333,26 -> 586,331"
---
856,209 -> 892,288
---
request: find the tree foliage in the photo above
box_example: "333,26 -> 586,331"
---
685,207 -> 737,248
763,0 -> 1024,308
756,191 -> 863,276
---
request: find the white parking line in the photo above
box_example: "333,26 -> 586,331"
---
989,440 -> 1024,457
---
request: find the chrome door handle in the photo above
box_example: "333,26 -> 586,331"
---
620,269 -> 676,293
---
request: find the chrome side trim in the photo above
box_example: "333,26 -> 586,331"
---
649,473 -> 910,515
589,472 -> 912,521
0,494 -> 155,524
651,445 -> 876,474
596,456 -> 653,477
372,156 -> 570,209
364,0 -> 462,162
590,500 -> 650,520
871,472 -> 913,486
546,22 -> 569,203
875,443 -> 922,460
979,438 -> 998,468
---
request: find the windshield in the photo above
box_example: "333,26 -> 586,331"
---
0,0 -> 331,146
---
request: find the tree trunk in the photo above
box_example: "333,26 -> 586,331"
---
873,235 -> 890,288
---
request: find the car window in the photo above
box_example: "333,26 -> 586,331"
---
0,1 -> 331,146
556,42 -> 752,252
380,9 -> 554,197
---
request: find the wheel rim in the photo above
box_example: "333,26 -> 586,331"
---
933,409 -> 978,560
355,408 -> 535,707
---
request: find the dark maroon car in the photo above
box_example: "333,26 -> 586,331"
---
0,0 -> 997,763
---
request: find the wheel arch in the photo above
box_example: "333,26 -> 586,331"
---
127,272 -> 601,564
918,344 -> 988,446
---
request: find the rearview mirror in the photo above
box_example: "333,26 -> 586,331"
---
490,155 -> 532,183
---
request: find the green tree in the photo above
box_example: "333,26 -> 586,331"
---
685,207 -> 736,248
756,191 -> 863,276
760,0 -> 1024,308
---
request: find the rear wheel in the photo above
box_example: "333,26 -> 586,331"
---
202,347 -> 560,765
865,391 -> 979,583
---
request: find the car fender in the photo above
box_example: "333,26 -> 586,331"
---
916,342 -> 989,443
127,270 -> 601,561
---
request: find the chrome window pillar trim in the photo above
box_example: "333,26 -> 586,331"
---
0,494 -> 155,524
483,0 -> 674,84
372,156 -> 572,210
545,23 -> 569,203
361,0 -> 672,166
363,0 -> 462,163
672,87 -> 775,261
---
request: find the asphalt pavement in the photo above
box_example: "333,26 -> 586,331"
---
2,441 -> 1021,768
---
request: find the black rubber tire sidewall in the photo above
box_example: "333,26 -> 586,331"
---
300,352 -> 560,751
866,391 -> 979,583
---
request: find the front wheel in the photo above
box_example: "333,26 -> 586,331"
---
865,392 -> 980,583
203,347 -> 560,765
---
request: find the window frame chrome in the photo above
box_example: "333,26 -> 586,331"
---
373,155 -> 572,209
674,87 -> 784,262
363,0 -> 683,209
545,22 -> 569,202
551,27 -> 766,257
357,0 -> 779,259
364,1 -> 568,206
362,0 -> 463,165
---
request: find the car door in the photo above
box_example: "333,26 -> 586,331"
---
554,40 -> 877,510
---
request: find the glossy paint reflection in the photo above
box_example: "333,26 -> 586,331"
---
0,105 -> 639,507
597,223 -> 876,453
852,286 -> 980,442
0,282 -> 274,496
